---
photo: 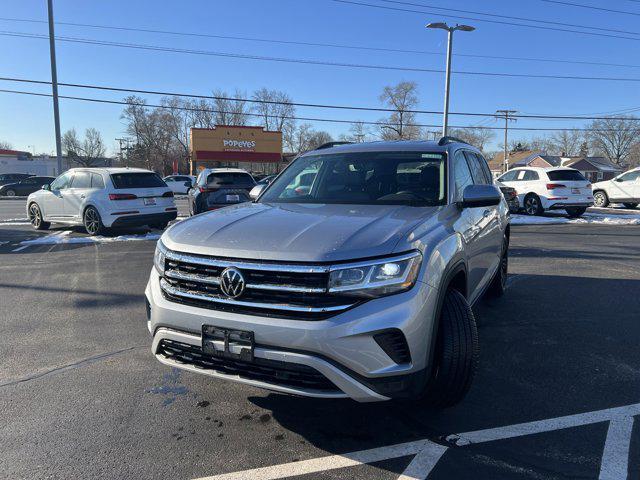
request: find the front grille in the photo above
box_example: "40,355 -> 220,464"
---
160,251 -> 358,319
157,339 -> 340,393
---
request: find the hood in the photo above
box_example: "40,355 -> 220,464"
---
163,202 -> 442,262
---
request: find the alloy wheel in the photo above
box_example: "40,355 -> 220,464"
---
6,190 -> 16,197
84,208 -> 100,235
525,197 -> 538,215
594,192 -> 606,208
29,204 -> 41,228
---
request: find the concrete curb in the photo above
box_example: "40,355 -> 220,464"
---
0,196 -> 28,200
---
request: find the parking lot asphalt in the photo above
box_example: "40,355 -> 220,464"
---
1,201 -> 639,479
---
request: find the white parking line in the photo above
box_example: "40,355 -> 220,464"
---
193,439 -> 447,480
599,416 -> 635,480
195,402 -> 639,480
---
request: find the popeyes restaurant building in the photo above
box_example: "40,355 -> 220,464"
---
190,126 -> 284,175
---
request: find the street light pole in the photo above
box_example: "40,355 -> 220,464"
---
427,22 -> 475,138
442,28 -> 453,137
47,0 -> 63,175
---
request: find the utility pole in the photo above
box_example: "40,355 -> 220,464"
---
47,0 -> 63,176
496,110 -> 517,172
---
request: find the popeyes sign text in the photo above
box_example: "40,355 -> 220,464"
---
223,139 -> 257,152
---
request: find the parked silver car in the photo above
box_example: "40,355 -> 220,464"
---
146,138 -> 510,407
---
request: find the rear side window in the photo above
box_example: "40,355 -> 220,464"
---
205,172 -> 255,186
463,151 -> 491,185
547,170 -> 586,181
498,171 -> 518,182
111,172 -> 166,189
523,170 -> 539,181
91,173 -> 105,189
71,172 -> 91,188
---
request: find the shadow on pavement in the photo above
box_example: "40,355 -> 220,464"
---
246,273 -> 640,475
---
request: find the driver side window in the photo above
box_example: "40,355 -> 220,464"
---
50,172 -> 73,190
453,151 -> 474,202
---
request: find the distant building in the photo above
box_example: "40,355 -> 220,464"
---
0,150 -> 115,177
190,126 -> 285,175
488,150 -> 623,182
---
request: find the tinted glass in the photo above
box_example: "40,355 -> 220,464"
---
618,170 -> 640,182
262,151 -> 446,206
463,151 -> 491,185
111,172 -> 166,189
21,177 -> 38,185
547,170 -> 587,181
499,171 -> 518,182
50,172 -> 73,190
205,172 -> 255,186
453,151 -> 474,201
71,172 -> 91,188
523,170 -> 539,181
91,173 -> 105,189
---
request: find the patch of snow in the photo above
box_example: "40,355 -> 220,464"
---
511,212 -> 640,226
0,222 -> 31,226
18,230 -> 161,246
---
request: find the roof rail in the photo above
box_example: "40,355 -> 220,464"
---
438,136 -> 469,147
315,141 -> 353,150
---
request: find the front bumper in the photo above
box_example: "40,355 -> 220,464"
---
145,269 -> 438,402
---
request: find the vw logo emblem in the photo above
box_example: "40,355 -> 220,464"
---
219,267 -> 245,298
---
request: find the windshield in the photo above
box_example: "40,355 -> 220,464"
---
260,151 -> 446,206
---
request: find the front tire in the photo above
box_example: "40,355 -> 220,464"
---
150,221 -> 168,230
28,203 -> 50,230
83,206 -> 105,236
420,289 -> 479,408
5,189 -> 16,197
523,194 -> 543,216
623,203 -> 638,209
566,207 -> 587,218
593,190 -> 609,208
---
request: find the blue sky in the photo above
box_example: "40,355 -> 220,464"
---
1,0 -> 640,155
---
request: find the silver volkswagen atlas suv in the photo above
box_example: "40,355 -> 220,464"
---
146,138 -> 510,407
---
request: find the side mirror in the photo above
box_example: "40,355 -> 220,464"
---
41,184 -> 51,191
460,184 -> 502,209
615,178 -> 624,182
249,184 -> 266,200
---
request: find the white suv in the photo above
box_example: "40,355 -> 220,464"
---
26,168 -> 177,235
592,167 -> 640,209
497,167 -> 593,217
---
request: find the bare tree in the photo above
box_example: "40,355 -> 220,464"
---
340,121 -> 371,143
548,130 -> 583,156
212,89 -> 250,126
62,128 -> 106,167
448,127 -> 495,152
284,123 -> 333,153
0,140 -> 12,150
252,88 -> 295,132
378,81 -> 421,140
587,116 -> 640,166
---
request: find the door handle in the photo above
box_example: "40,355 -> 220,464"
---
80,194 -> 86,199
483,209 -> 491,218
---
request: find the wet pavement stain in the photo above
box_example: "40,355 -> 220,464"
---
146,368 -> 189,405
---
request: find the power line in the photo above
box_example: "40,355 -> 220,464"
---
1,75 -> 639,121
6,30 -> 640,84
2,16 -> 640,69
377,0 -> 640,35
0,87 -> 632,132
330,0 -> 640,41
541,0 -> 640,17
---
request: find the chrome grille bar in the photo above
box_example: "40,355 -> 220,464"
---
160,279 -> 352,313
164,249 -> 330,274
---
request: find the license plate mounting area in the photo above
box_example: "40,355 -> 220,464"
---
202,326 -> 254,362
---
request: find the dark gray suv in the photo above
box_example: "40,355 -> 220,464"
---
147,138 -> 510,407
